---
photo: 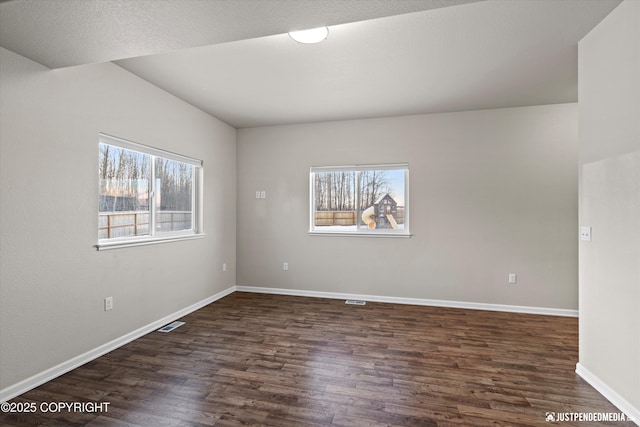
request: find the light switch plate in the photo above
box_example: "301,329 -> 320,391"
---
580,226 -> 592,241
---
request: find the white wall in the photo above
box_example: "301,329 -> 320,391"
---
237,104 -> 578,311
578,0 -> 640,419
0,48 -> 236,391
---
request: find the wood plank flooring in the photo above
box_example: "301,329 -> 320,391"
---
1,292 -> 634,426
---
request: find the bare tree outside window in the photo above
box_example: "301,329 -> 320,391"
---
155,158 -> 193,232
310,165 -> 409,235
97,134 -> 202,245
99,144 -> 150,238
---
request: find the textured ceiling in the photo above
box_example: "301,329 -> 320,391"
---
0,0 -> 622,128
0,0 -> 478,68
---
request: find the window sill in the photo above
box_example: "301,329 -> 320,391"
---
308,231 -> 412,238
96,233 -> 205,251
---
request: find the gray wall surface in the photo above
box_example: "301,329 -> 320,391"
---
237,104 -> 578,309
0,47 -> 237,390
578,0 -> 640,414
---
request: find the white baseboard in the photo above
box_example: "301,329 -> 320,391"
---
575,363 -> 639,426
235,286 -> 579,317
0,286 -> 235,403
1,285 -> 579,404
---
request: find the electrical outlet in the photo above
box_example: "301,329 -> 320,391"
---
283,262 -> 289,271
260,191 -> 266,199
508,274 -> 517,284
255,191 -> 261,199
104,296 -> 113,311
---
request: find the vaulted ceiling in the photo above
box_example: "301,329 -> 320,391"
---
0,0 -> 621,128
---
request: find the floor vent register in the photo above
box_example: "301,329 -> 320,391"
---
157,321 -> 185,333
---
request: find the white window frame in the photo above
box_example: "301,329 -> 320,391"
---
97,133 -> 204,250
309,163 -> 410,238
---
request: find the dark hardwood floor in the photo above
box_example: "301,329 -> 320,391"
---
1,292 -> 634,426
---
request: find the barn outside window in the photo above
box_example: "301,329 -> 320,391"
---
97,133 -> 204,250
309,164 -> 410,237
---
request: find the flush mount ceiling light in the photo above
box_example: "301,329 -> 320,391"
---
288,27 -> 329,44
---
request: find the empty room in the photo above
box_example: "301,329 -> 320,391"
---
0,0 -> 638,426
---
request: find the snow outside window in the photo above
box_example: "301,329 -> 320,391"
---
309,164 -> 410,237
97,133 -> 203,250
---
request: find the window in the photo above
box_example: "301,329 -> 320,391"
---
97,133 -> 203,250
309,163 -> 410,237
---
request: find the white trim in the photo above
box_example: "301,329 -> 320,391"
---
575,363 -> 639,425
0,286 -> 235,403
96,233 -> 205,251
98,133 -> 204,245
0,286 -> 580,405
99,133 -> 202,167
309,164 -> 410,236
308,231 -> 412,238
235,286 -> 579,317
310,163 -> 409,173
